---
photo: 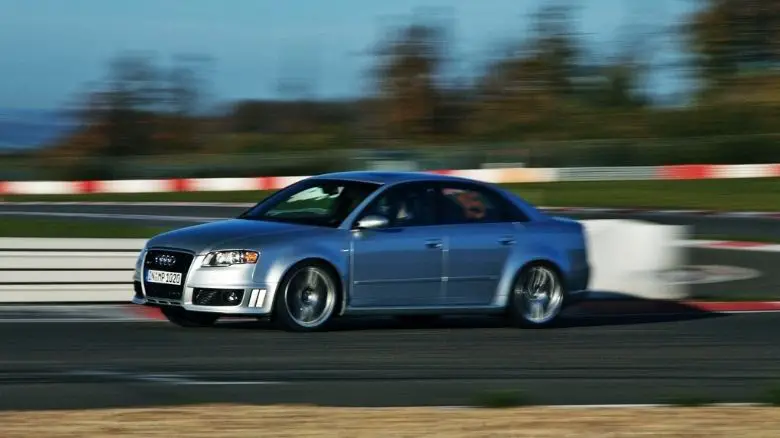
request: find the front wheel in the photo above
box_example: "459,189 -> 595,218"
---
160,306 -> 220,328
507,263 -> 567,328
273,262 -> 339,332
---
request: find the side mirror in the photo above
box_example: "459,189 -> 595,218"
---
354,215 -> 389,230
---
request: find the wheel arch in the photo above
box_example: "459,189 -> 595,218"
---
270,256 -> 346,317
505,258 -> 569,328
493,256 -> 568,308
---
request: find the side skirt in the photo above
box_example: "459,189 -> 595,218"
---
342,305 -> 506,317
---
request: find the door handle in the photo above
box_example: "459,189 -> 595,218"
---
425,239 -> 443,249
498,236 -> 515,246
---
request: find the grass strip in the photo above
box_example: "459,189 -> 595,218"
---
3,178 -> 780,211
1,405 -> 780,437
0,218 -> 174,238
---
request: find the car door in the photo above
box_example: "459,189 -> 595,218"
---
349,183 -> 445,308
434,182 -> 524,306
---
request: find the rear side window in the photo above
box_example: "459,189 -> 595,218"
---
435,183 -> 525,225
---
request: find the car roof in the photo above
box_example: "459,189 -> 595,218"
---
312,170 -> 480,186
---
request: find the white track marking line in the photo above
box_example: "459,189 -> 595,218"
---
675,240 -> 780,252
165,380 -> 286,385
66,370 -> 285,386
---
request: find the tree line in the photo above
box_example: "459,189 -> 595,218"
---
43,0 -> 780,173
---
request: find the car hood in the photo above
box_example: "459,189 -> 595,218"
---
145,218 -> 316,254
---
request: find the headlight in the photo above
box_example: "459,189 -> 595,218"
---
202,250 -> 259,267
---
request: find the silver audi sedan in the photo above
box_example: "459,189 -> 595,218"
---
133,171 -> 590,331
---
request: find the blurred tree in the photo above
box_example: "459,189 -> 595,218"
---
72,52 -> 163,157
684,0 -> 780,96
371,12 -> 451,140
470,2 -> 582,139
530,2 -> 581,99
163,55 -> 215,152
63,52 -> 216,158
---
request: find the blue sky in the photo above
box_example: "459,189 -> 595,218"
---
0,0 -> 698,110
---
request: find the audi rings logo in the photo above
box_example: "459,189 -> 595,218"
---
154,254 -> 177,267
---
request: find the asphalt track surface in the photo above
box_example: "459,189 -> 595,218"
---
0,203 -> 779,410
0,312 -> 779,410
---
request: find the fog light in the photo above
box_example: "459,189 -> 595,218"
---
224,290 -> 241,304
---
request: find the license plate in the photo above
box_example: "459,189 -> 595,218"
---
146,270 -> 182,285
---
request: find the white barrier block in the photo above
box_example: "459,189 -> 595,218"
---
2,270 -> 132,284
496,167 -> 560,183
0,238 -> 145,303
190,178 -> 259,192
5,181 -> 79,195
0,285 -> 133,303
101,179 -> 170,193
451,169 -> 503,183
274,176 -> 310,189
0,238 -> 147,250
714,164 -> 777,179
581,219 -> 690,300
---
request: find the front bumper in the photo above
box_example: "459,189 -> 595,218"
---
132,283 -> 275,315
132,248 -> 276,315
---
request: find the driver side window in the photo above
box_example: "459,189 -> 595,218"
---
358,184 -> 435,228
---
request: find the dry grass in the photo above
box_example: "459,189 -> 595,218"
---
1,405 -> 780,437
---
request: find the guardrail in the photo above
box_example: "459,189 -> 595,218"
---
1,163 -> 779,195
0,220 -> 689,303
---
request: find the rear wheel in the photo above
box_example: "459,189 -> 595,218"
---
274,262 -> 339,332
160,306 -> 220,328
507,263 -> 567,328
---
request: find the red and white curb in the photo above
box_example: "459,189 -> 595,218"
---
1,163 -> 780,196
677,240 -> 780,252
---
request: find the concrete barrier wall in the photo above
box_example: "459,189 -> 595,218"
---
0,220 -> 689,303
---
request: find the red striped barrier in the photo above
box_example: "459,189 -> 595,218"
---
658,165 -> 716,180
1,164 -> 778,196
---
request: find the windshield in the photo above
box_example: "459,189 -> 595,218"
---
238,179 -> 381,227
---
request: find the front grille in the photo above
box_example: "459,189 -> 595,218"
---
143,249 -> 195,301
193,288 -> 245,306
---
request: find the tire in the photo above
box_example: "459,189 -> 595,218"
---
160,306 -> 220,328
273,261 -> 340,332
507,262 -> 567,328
